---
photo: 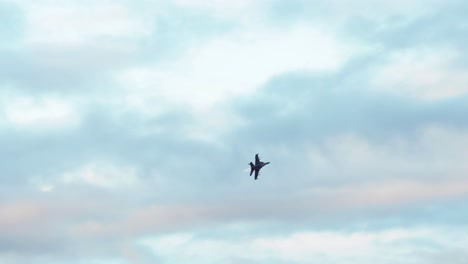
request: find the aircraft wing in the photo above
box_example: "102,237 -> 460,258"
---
254,169 -> 259,180
255,154 -> 260,165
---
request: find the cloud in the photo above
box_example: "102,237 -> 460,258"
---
0,198 -> 117,256
2,94 -> 81,128
269,0 -> 460,23
231,70 -> 468,149
138,227 -> 468,264
0,40 -> 138,94
60,162 -> 140,189
0,1 -> 153,95
52,178 -> 468,243
117,22 -> 359,112
0,1 -> 24,43
21,1 -> 152,45
172,0 -> 268,26
1,0 -> 468,263
370,48 -> 468,99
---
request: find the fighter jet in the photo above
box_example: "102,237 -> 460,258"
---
249,153 -> 270,180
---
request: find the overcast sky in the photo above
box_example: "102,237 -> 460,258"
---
1,0 -> 468,263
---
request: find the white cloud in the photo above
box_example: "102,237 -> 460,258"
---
1,1 -> 467,263
141,233 -> 193,254
305,126 -> 468,183
117,23 -> 360,111
61,163 -> 140,189
139,227 -> 464,264
20,1 -> 152,45
174,0 -> 257,10
371,48 -> 468,100
38,184 -> 55,192
114,22 -> 364,142
252,232 -> 373,261
173,0 -> 266,24
3,95 -> 81,128
109,21 -> 361,142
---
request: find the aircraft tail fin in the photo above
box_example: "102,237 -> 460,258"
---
249,162 -> 254,176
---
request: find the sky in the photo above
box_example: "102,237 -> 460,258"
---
0,0 -> 468,263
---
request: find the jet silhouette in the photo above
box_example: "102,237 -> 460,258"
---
249,153 -> 270,180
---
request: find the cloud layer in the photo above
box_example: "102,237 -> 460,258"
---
1,0 -> 468,263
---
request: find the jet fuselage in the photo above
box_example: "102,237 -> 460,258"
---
249,153 -> 270,180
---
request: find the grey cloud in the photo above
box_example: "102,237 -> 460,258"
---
0,233 -> 65,256
231,69 -> 468,147
138,7 -> 235,63
268,0 -> 468,59
0,195 -> 147,263
3,52 -> 467,201
421,249 -> 468,264
342,1 -> 468,51
0,43 -> 133,94
1,192 -> 465,262
1,88 -> 466,263
2,37 -> 466,195
0,101 -> 249,206
48,180 -> 468,238
0,105 -> 193,183
0,3 -> 237,95
1,1 -> 468,263
223,62 -> 468,192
